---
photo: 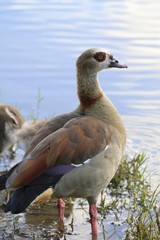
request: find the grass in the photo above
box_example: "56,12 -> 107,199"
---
98,153 -> 160,240
27,88 -> 44,121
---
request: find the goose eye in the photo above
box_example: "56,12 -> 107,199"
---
93,52 -> 106,62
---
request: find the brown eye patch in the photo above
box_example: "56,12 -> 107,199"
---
93,52 -> 106,62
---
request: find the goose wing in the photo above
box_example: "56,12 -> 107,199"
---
6,116 -> 111,190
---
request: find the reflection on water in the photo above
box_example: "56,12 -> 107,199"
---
0,0 -> 160,239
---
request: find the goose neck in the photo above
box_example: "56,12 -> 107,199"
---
77,70 -> 103,106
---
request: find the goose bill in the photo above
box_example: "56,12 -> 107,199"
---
109,59 -> 127,68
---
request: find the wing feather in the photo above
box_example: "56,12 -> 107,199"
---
6,116 -> 112,190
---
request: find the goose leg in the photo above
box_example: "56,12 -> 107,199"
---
89,203 -> 98,235
57,198 -> 65,221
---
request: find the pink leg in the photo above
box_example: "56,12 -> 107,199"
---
57,198 -> 65,221
89,203 -> 98,235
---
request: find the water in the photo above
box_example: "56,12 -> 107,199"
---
0,0 -> 160,239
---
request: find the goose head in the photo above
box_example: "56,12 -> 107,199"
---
0,105 -> 24,154
76,47 -> 127,74
76,48 -> 127,106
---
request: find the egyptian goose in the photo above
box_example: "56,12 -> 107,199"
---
0,48 -> 127,236
0,104 -> 24,154
0,104 -> 47,155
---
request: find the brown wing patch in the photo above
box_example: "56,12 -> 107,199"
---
24,112 -> 80,158
6,152 -> 48,189
29,116 -> 112,166
6,116 -> 112,189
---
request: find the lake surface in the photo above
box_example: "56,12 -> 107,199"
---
0,0 -> 160,239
